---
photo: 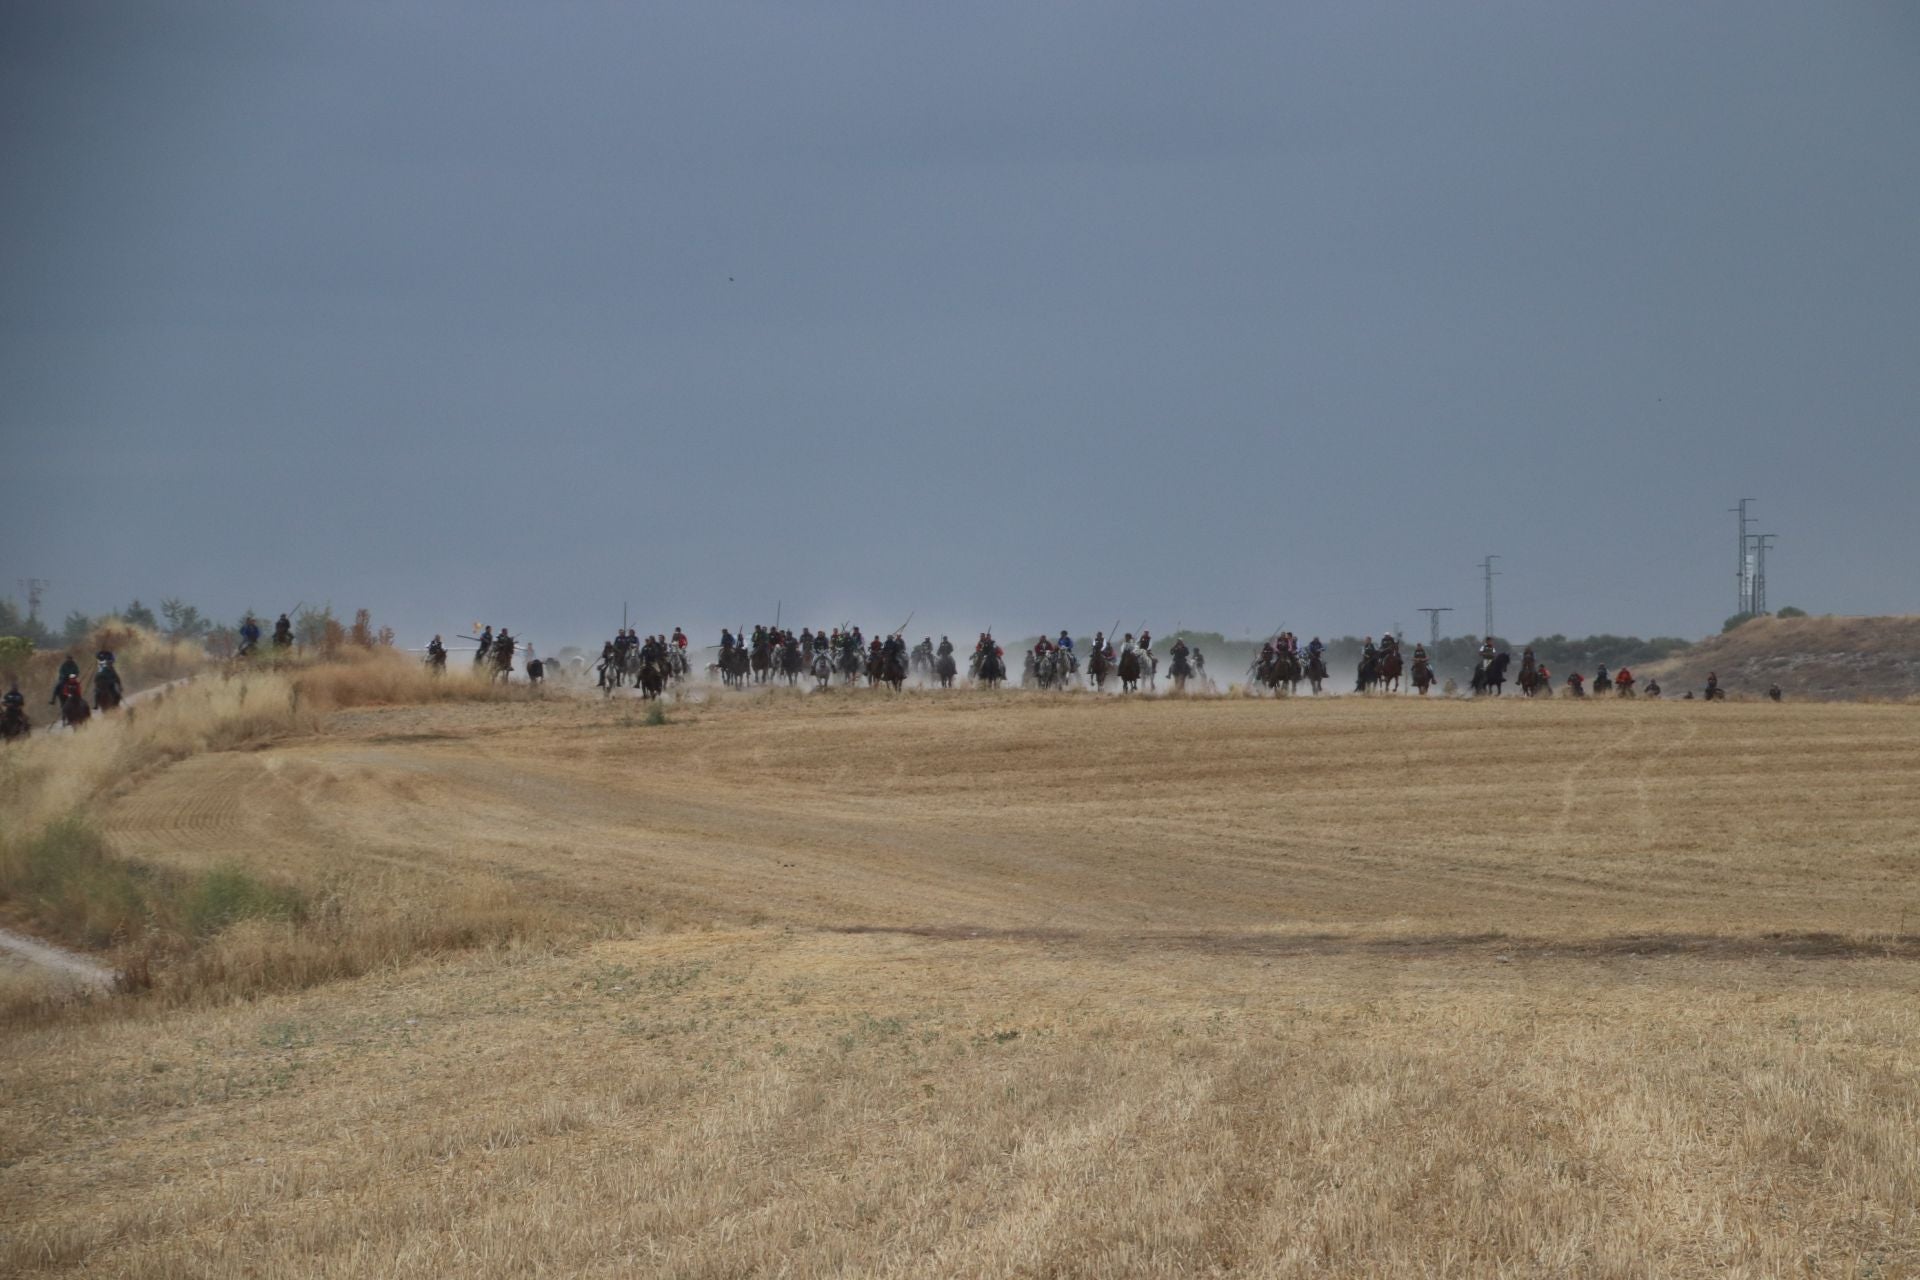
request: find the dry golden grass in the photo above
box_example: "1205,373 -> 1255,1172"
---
4,690 -> 1919,1276
0,653 -> 551,1009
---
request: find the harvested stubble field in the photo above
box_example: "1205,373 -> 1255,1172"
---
5,687 -> 1920,1277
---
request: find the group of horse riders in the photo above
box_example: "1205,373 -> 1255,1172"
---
235,613 -> 295,656
1,649 -> 126,737
597,628 -> 687,689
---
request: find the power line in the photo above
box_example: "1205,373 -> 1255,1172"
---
1729,498 -> 1754,614
1478,556 -> 1500,639
1416,607 -> 1453,648
15,578 -> 49,622
1754,534 -> 1776,614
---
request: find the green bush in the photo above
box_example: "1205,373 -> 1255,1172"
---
1776,606 -> 1807,619
182,866 -> 305,937
1,818 -> 305,948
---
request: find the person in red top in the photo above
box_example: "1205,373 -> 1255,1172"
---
1615,667 -> 1634,695
672,628 -> 687,649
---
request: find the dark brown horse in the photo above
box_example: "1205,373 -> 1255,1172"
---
1117,648 -> 1142,693
638,657 -> 665,700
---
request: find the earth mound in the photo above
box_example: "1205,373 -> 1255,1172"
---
1649,614 -> 1920,700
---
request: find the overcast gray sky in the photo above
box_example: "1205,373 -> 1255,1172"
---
4,1 -> 1916,648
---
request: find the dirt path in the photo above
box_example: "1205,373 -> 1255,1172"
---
0,926 -> 118,989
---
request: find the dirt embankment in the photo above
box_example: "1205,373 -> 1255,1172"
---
1648,614 -> 1920,700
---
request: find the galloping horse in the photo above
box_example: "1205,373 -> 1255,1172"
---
1411,658 -> 1436,696
1470,653 -> 1511,696
882,647 -> 909,692
935,650 -> 958,689
1254,648 -> 1303,696
811,649 -> 834,690
750,637 -> 773,685
975,650 -> 1007,690
1087,647 -> 1111,690
1305,651 -> 1327,694
1377,650 -> 1403,693
637,655 -> 665,700
1117,647 -> 1143,693
60,688 -> 91,729
1168,647 -> 1193,692
1,703 -> 29,742
779,641 -> 804,686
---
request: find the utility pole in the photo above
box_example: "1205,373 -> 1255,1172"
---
1417,607 -> 1453,649
1479,556 -> 1500,641
1754,534 -> 1776,615
1729,499 -> 1754,614
15,578 -> 49,623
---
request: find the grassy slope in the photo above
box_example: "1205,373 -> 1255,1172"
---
4,690 -> 1919,1276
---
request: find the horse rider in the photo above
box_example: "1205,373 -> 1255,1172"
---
1615,667 -> 1634,695
1056,630 -> 1073,652
1566,671 -> 1586,696
1138,629 -> 1152,653
1192,646 -> 1207,676
1412,642 -> 1431,674
272,614 -> 294,647
1646,679 -> 1662,698
1594,663 -> 1610,695
50,653 -> 81,705
1379,632 -> 1399,659
1519,646 -> 1536,678
427,635 -> 446,663
3,681 -> 26,726
672,627 -> 688,651
1768,684 -> 1782,702
936,635 -> 953,659
476,626 -> 494,664
720,627 -> 736,652
1169,635 -> 1190,664
238,614 -> 262,655
1361,636 -> 1378,664
57,671 -> 85,707
1478,636 -> 1496,664
1307,636 -> 1325,662
1705,672 -> 1721,700
1092,631 -> 1107,659
91,651 -> 122,703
